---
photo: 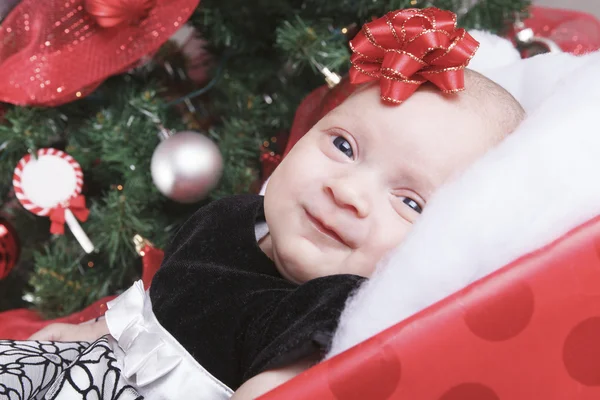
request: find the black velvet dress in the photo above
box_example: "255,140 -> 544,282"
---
149,194 -> 366,390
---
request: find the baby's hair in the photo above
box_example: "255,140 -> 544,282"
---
462,69 -> 526,141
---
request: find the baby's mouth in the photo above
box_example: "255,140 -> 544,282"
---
305,209 -> 348,246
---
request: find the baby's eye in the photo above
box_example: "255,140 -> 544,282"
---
332,136 -> 354,158
399,196 -> 423,214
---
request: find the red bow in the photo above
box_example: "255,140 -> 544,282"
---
0,0 -> 199,106
49,195 -> 90,235
349,8 -> 480,104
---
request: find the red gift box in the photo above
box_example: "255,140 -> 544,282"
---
259,214 -> 600,399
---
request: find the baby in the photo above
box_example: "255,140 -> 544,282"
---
6,9 -> 525,400
20,69 -> 524,399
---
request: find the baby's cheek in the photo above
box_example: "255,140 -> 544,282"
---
375,225 -> 409,256
356,256 -> 379,278
352,241 -> 401,278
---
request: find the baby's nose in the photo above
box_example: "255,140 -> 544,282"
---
325,180 -> 370,218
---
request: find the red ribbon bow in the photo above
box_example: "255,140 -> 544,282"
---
49,195 -> 90,235
349,8 -> 480,104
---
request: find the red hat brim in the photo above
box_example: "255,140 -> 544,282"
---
0,0 -> 200,106
284,76 -> 357,157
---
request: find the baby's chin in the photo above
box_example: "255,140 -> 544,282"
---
272,238 -> 340,284
273,252 -> 316,285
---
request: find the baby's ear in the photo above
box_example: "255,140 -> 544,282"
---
467,30 -> 521,72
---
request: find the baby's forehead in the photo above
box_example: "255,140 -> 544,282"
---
340,81 -> 475,117
343,70 -> 509,110
325,71 -> 523,149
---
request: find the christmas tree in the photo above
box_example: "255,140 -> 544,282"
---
0,0 -> 529,318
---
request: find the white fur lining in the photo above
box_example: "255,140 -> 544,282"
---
328,41 -> 600,356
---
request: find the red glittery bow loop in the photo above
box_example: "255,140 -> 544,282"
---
49,195 -> 90,235
84,0 -> 156,28
349,8 -> 480,104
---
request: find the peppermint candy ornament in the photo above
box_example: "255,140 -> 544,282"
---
13,148 -> 94,253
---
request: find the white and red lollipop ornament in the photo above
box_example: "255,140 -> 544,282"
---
13,148 -> 94,253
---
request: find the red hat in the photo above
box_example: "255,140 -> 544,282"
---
0,0 -> 201,106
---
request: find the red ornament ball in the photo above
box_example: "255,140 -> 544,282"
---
0,219 -> 20,280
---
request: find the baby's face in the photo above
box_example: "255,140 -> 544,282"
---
264,84 -> 499,284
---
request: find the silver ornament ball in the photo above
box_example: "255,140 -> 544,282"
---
151,131 -> 223,203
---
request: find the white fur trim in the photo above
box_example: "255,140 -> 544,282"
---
259,177 -> 269,195
467,30 -> 522,73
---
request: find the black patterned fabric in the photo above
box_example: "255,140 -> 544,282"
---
0,337 -> 142,400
